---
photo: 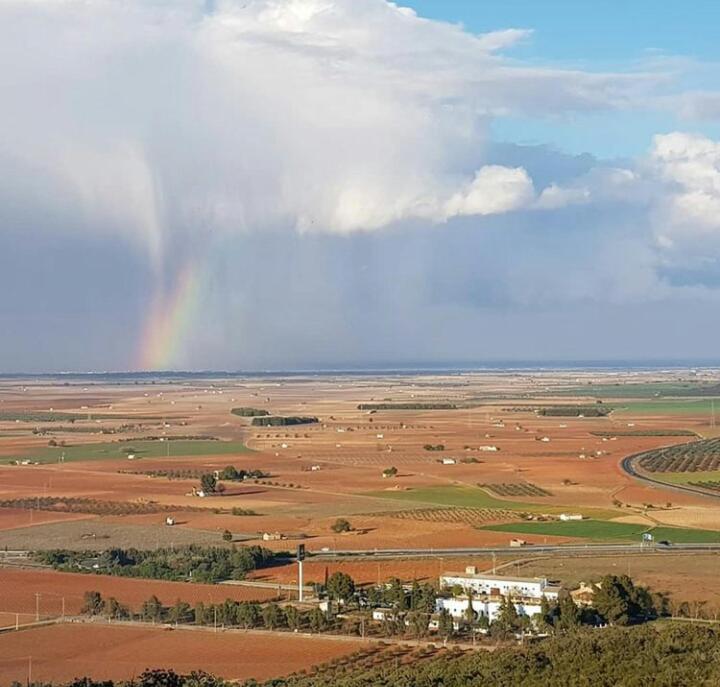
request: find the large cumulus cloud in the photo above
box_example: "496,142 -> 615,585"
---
2,0 -> 720,370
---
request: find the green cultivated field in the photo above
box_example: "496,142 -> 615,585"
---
614,399 -> 720,415
558,382 -> 720,398
24,439 -> 252,463
369,485 -> 619,520
655,470 -> 720,485
480,520 -> 720,543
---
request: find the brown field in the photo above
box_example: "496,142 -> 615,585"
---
516,553 -> 720,606
0,623 -> 365,683
0,568 -> 279,620
2,372 -> 720,679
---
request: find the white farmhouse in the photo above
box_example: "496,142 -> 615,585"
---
439,569 -> 560,600
435,596 -> 543,624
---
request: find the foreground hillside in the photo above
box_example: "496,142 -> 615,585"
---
256,624 -> 720,687
27,624 -> 720,687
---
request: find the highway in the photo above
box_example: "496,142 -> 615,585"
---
307,542 -> 720,560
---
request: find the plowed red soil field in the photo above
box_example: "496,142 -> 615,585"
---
0,623 -> 365,683
0,569 -> 278,618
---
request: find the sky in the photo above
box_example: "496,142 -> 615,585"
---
2,0 -> 720,372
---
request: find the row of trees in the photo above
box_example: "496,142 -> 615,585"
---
37,545 -> 280,584
81,591 -> 331,633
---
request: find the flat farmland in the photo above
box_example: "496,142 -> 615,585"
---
0,568 -> 279,619
479,519 -> 720,543
0,624 -> 366,683
0,374 -> 718,557
516,553 -> 720,605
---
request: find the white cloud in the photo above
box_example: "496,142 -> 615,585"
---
0,0 -> 682,268
444,166 -> 535,218
649,132 -> 720,256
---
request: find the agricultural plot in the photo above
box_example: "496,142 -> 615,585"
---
373,506 -> 519,526
637,437 -> 720,473
591,430 -> 697,437
369,486 -> 620,520
0,497 -> 208,516
480,520 -> 720,543
556,381 -> 720,398
614,399 -> 720,415
688,481 -> 720,492
16,439 -> 251,463
481,482 -> 552,497
285,644 -> 461,685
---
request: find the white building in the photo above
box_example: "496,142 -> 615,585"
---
439,570 -> 560,600
559,513 -> 583,521
436,596 -> 543,624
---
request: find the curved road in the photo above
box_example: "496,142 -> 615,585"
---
620,448 -> 720,502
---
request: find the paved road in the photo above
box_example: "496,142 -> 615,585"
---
620,450 -> 720,502
307,542 -> 720,559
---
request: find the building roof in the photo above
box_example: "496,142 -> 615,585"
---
441,572 -> 548,585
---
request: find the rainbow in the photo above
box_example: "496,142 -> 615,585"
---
136,261 -> 204,370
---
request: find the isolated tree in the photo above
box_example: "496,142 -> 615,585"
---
237,602 -> 260,629
326,572 -> 356,602
220,466 -> 240,480
464,588 -> 477,627
382,466 -> 398,478
81,591 -> 104,616
385,577 -> 408,610
168,599 -> 193,625
592,575 -> 654,626
438,608 -> 454,639
200,473 -> 217,494
537,595 -> 557,633
261,603 -> 284,630
308,607 -> 328,633
141,595 -> 164,623
407,611 -> 430,638
222,529 -> 233,542
493,595 -> 520,636
556,592 -> 581,631
285,605 -> 302,631
103,596 -> 129,620
331,518 -> 352,533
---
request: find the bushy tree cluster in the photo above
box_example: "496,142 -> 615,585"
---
37,545 -> 279,583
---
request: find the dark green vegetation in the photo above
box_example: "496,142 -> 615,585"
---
22,669 -> 228,687
689,480 -> 720,492
591,429 -> 697,437
423,444 -> 445,451
480,520 -> 720,543
36,545 -> 281,583
14,439 -> 251,464
231,407 -> 271,417
536,406 -> 611,417
251,416 -> 319,426
331,518 -> 353,533
481,483 -> 552,497
119,466 -> 268,481
255,624 -> 720,687
358,403 -> 457,410
638,437 -> 720,473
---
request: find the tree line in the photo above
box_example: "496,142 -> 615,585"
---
36,545 -> 282,583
